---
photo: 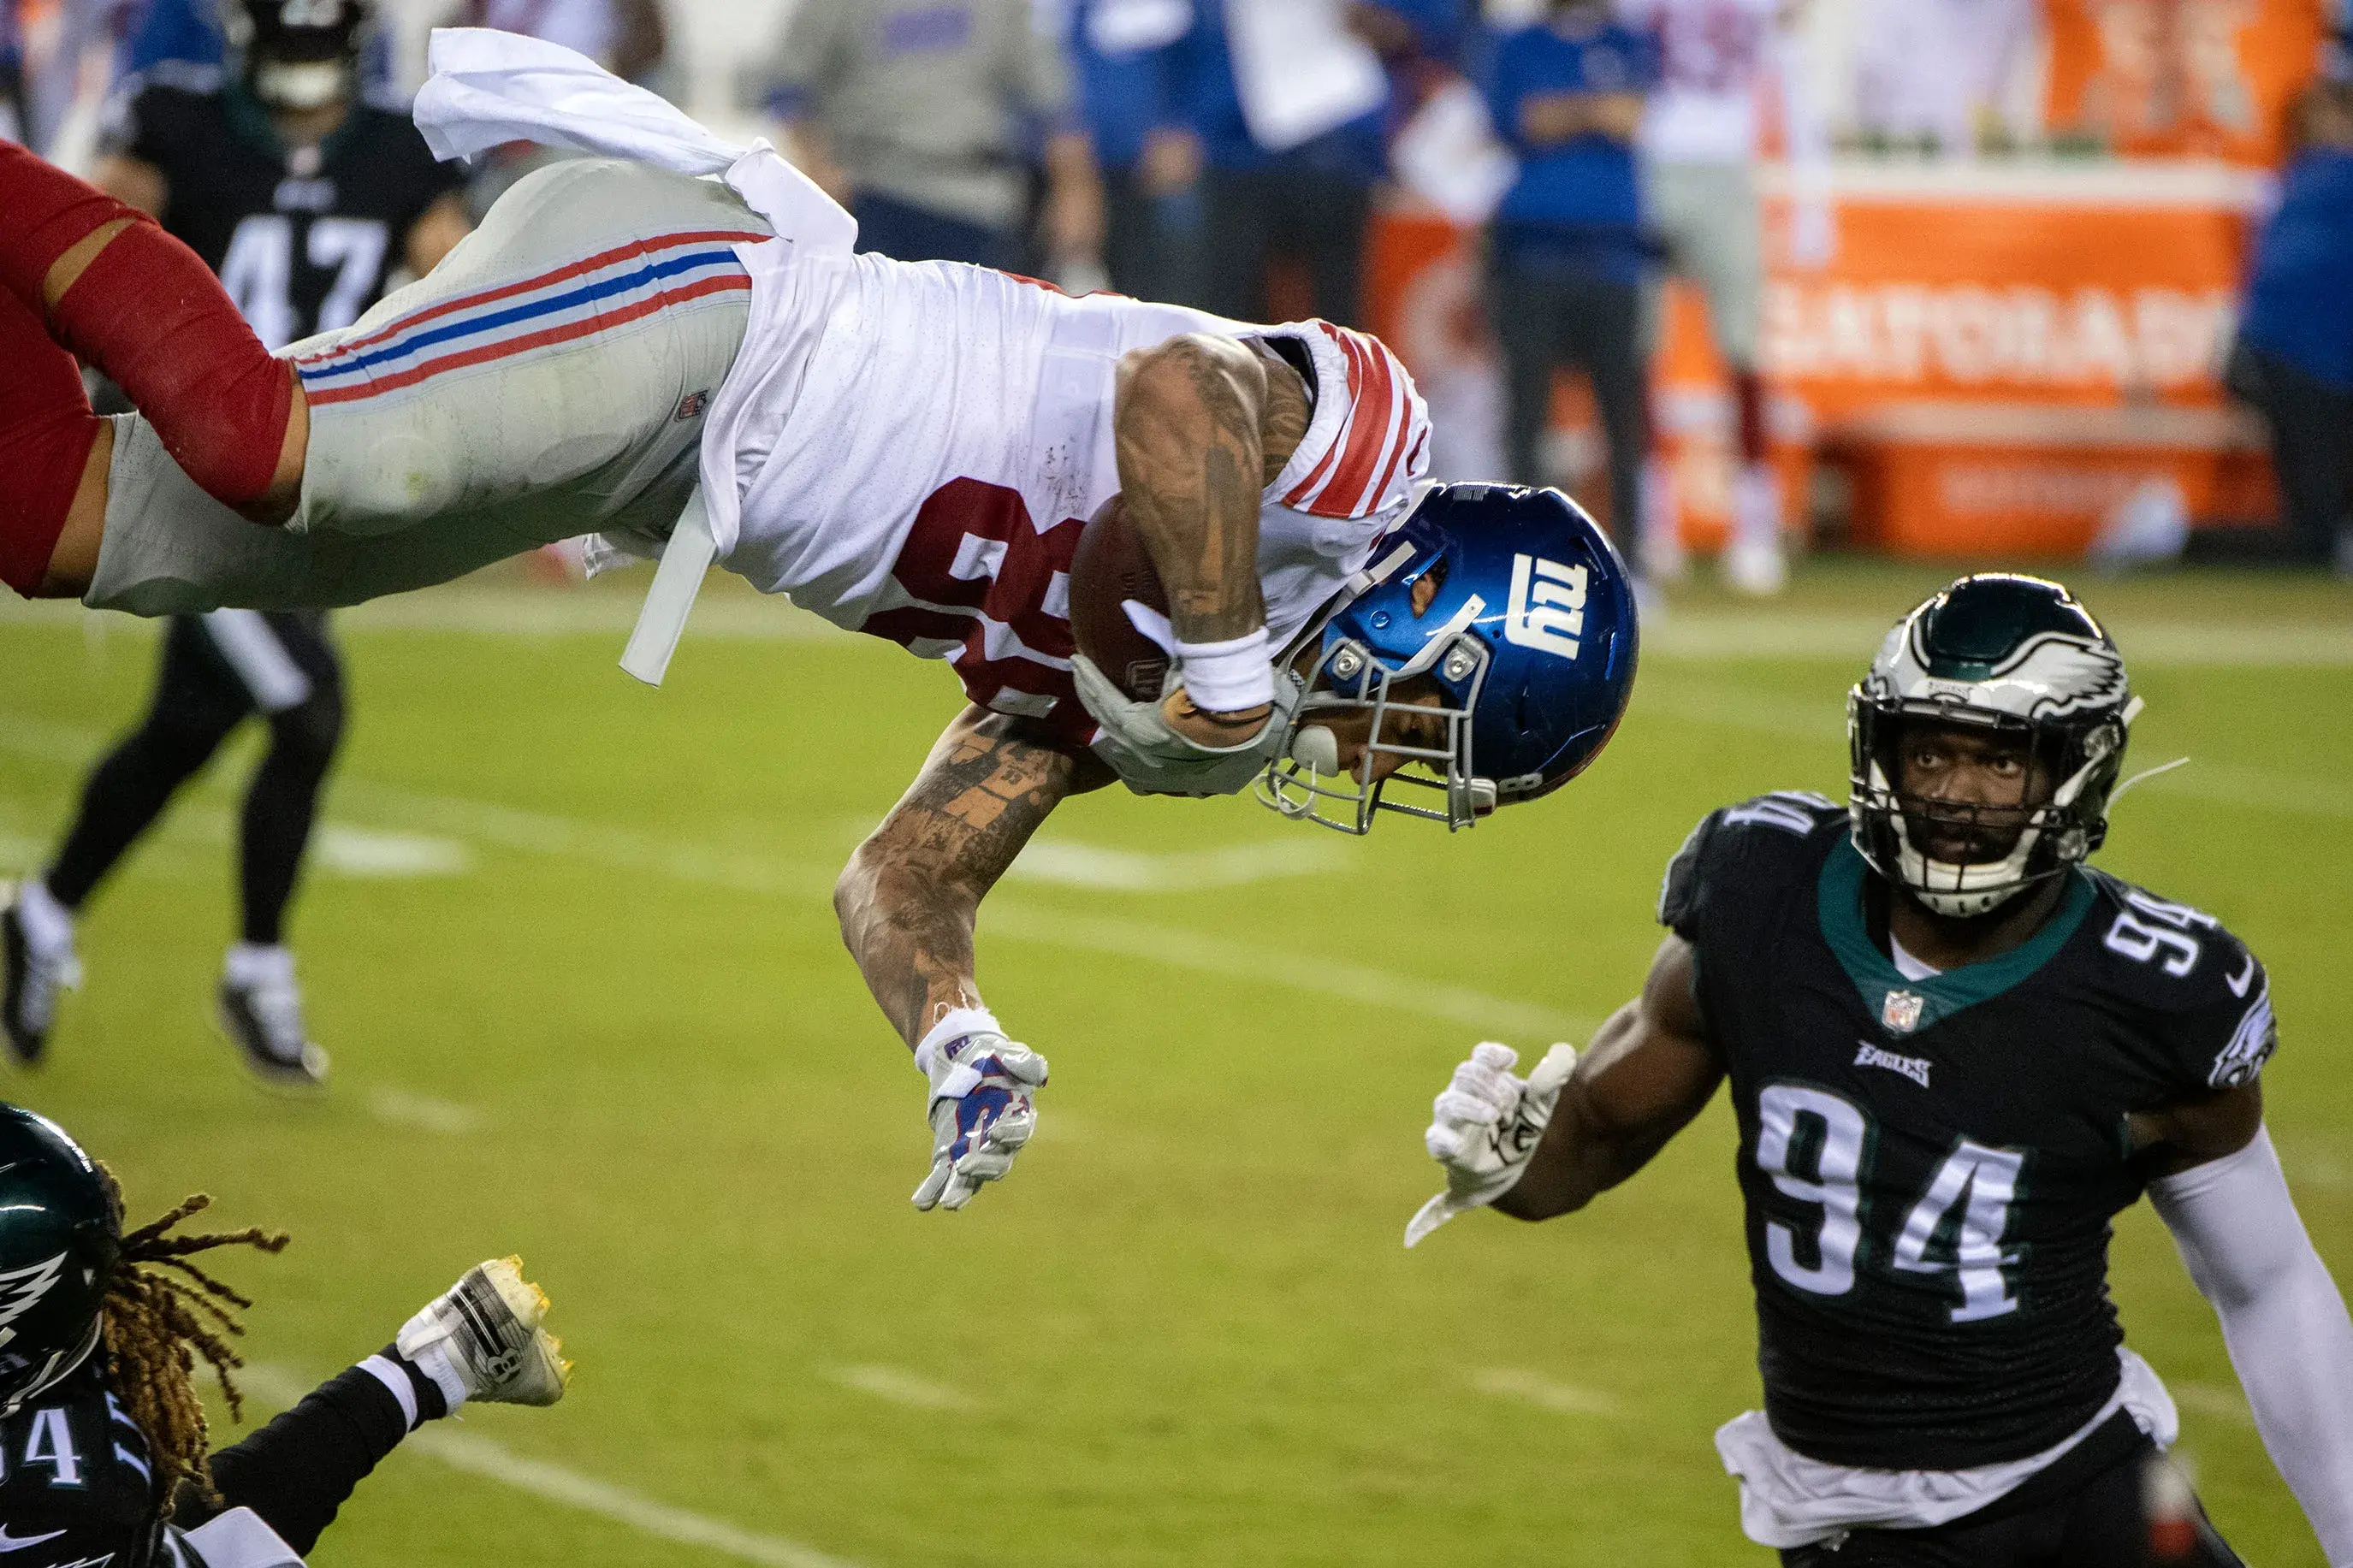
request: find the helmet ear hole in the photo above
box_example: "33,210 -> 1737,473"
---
1408,558 -> 1449,618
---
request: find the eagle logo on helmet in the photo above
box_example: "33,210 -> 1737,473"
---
1996,634 -> 2131,719
0,1252 -> 67,1350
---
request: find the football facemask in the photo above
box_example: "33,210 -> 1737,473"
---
1258,483 -> 1639,835
1849,573 -> 2141,918
228,0 -> 369,110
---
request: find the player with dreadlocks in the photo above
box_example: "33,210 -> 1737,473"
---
0,1104 -> 569,1567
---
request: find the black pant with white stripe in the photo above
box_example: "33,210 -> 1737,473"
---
45,612 -> 344,945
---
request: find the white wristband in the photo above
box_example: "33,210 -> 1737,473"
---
913,1007 -> 1004,1077
1174,627 -> 1273,713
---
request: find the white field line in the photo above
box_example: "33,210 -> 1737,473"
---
365,1086 -> 486,1134
2170,1380 -> 2255,1427
824,1365 -> 975,1411
240,1366 -> 864,1568
1005,837 -> 1349,892
1642,682 -> 2353,820
1467,1369 -> 1621,1417
0,715 -> 1580,1039
313,825 -> 472,879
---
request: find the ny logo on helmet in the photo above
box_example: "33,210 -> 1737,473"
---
0,1252 -> 67,1350
1503,555 -> 1590,660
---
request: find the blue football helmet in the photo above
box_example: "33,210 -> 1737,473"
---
1259,483 -> 1639,833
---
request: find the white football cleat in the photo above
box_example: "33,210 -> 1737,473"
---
3,885 -> 82,1068
398,1257 -> 571,1407
218,972 -> 329,1090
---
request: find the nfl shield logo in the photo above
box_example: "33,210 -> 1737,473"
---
1882,990 -> 1926,1034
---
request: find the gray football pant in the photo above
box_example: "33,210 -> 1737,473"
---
86,158 -> 761,617
1639,159 -> 1763,372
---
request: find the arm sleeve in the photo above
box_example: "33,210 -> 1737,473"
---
2149,1127 -> 2353,1566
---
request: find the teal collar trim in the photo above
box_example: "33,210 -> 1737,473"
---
1817,837 -> 2094,1038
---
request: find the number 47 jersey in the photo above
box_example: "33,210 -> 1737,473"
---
1660,793 -> 2277,1473
102,62 -> 463,352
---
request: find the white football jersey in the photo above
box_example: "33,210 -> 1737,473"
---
710,254 -> 1431,743
1620,0 -> 1781,165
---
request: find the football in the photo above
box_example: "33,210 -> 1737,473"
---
1067,494 -> 1171,701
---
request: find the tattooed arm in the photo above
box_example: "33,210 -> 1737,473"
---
835,705 -> 1113,1047
1111,334 -> 1312,746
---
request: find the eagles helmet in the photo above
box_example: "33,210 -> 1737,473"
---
0,1105 -> 119,1418
1259,483 -> 1639,833
225,0 -> 370,112
1850,573 -> 2140,918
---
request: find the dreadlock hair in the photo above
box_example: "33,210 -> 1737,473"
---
93,1164 -> 289,1516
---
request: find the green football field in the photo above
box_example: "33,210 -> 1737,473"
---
2,560 -> 2348,1567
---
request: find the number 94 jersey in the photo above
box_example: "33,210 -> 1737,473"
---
1659,792 -> 2277,1474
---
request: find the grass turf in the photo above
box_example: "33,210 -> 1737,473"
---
1,559 -> 2347,1567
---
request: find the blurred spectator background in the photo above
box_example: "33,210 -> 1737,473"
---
1155,0 -> 1462,328
1479,0 -> 1654,547
758,0 -> 1102,276
2226,79 -> 2353,571
8,0 -> 2351,581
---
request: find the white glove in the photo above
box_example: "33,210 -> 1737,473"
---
912,1020 -> 1050,1212
1404,1040 -> 1578,1247
1071,654 -> 1301,798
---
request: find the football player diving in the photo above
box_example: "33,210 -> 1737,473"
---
0,32 -> 1639,1211
0,1104 -> 567,1568
1405,576 -> 2352,1565
3,0 -> 471,1087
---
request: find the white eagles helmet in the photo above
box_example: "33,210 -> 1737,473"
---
1848,574 -> 2142,918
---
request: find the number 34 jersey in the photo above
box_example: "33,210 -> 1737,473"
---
1660,792 -> 2278,1473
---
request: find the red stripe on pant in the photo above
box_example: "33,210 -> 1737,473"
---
299,272 -> 752,407
298,229 -> 768,372
0,140 -> 290,511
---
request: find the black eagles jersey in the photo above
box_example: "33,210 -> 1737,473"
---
102,63 -> 461,351
0,1355 -> 177,1568
1660,792 -> 2277,1472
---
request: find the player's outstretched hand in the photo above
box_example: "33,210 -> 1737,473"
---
1071,654 -> 1300,798
913,1026 -> 1050,1212
1404,1040 -> 1576,1247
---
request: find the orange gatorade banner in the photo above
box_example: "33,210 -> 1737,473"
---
1367,161 -> 2282,559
